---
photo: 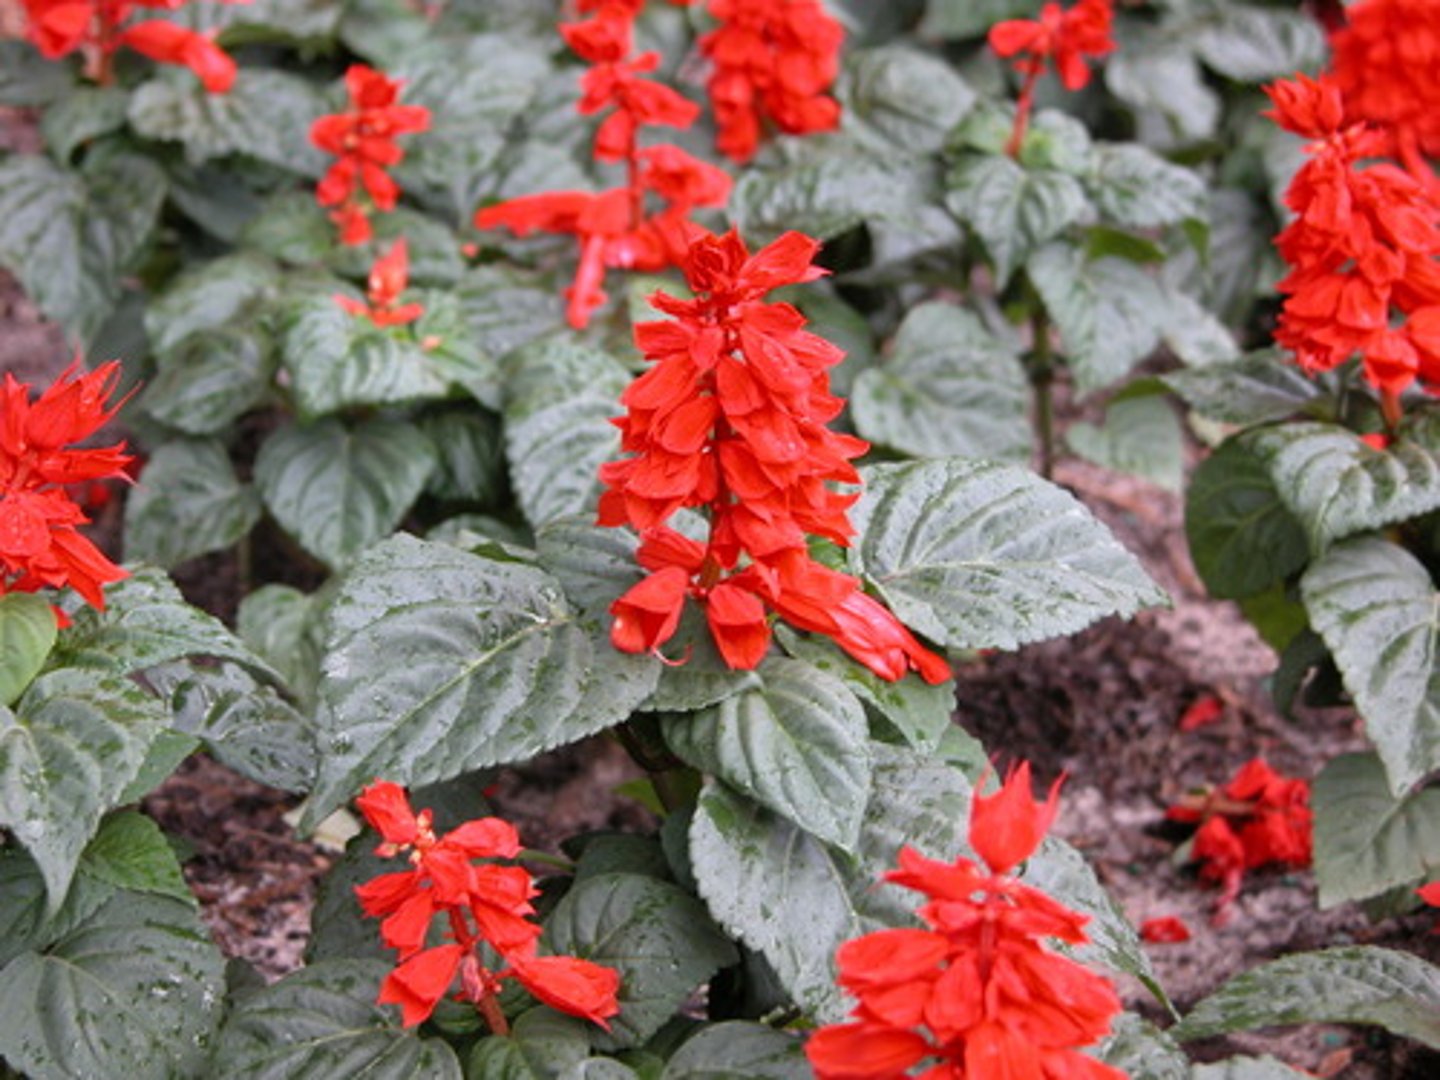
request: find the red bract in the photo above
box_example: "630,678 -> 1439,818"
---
335,238 -> 426,328
1166,758 -> 1312,924
1140,916 -> 1192,944
21,0 -> 237,91
354,781 -> 621,1032
1330,0 -> 1440,176
1263,73 -> 1440,410
699,0 -> 844,163
311,65 -> 431,246
988,0 -> 1114,156
806,763 -> 1125,1080
0,362 -> 131,612
598,228 -> 947,683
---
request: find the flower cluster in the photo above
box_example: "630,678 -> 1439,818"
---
1264,73 -> 1440,412
334,238 -> 425,328
1329,0 -> 1440,183
988,0 -> 1114,156
805,763 -> 1125,1079
699,0 -> 844,164
22,0 -> 237,92
475,1 -> 730,329
599,227 -> 948,683
0,363 -> 131,615
311,65 -> 431,246
1166,758 -> 1312,923
354,781 -> 621,1032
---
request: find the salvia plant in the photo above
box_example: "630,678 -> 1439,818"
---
2,0 -> 1440,1078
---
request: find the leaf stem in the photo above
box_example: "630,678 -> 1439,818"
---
1027,286 -> 1056,479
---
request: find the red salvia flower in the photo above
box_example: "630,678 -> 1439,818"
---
1330,0 -> 1440,182
1166,758 -> 1312,924
989,0 -> 1114,156
806,763 -> 1125,1080
21,0 -> 237,91
311,65 -> 431,246
1263,73 -> 1440,416
0,362 -> 131,613
598,228 -> 949,684
1140,916 -> 1192,944
354,781 -> 621,1032
335,238 -> 426,328
700,0 -> 844,163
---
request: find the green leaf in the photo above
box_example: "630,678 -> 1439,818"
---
1301,537 -> 1440,794
1105,46 -> 1219,143
1158,288 -> 1240,367
662,657 -> 872,851
852,459 -> 1166,651
503,340 -> 630,529
56,567 -> 276,678
40,86 -> 130,163
0,40 -> 74,106
1162,351 -> 1323,426
535,519 -> 641,623
0,671 -> 167,907
1242,421 -> 1440,553
0,846 -> 115,970
255,417 -> 437,569
1172,946 -> 1440,1048
237,585 -> 322,707
145,251 -> 280,355
1086,144 -> 1206,230
128,68 -> 326,173
423,410 -> 507,505
1192,5 -> 1326,82
80,810 -> 193,905
123,438 -> 262,568
0,152 -> 165,339
164,0 -> 343,49
1192,1058 -> 1314,1080
732,149 -> 936,244
307,535 -> 658,824
661,1023 -> 808,1079
1311,752 -> 1440,908
141,326 -> 276,435
1066,396 -> 1184,491
689,744 -> 974,1022
1027,243 -> 1165,394
464,1008 -> 593,1080
546,873 -> 737,1050
840,46 -> 974,155
645,605 -> 765,712
947,156 -> 1091,287
917,0 -> 1039,39
1098,1014 -> 1189,1080
455,265 -> 568,365
0,891 -> 225,1080
0,594 -> 57,707
1185,437 -> 1309,600
211,958 -> 463,1078
850,301 -> 1030,463
774,627 -> 957,755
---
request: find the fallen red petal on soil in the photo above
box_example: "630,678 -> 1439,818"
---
1140,916 -> 1192,943
1178,695 -> 1224,732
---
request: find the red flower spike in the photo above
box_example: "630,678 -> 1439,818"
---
311,65 -> 430,246
1331,0 -> 1440,168
969,761 -> 1062,876
335,239 -> 426,328
1,363 -> 131,614
1140,916 -> 1192,944
807,766 -> 1125,1080
21,0 -> 238,92
355,782 -> 619,1032
988,0 -> 1115,92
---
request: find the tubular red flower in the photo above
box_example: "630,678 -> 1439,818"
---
988,0 -> 1114,92
1330,0 -> 1440,169
334,238 -> 426,328
118,21 -> 235,93
806,764 -> 1124,1080
1,362 -> 131,613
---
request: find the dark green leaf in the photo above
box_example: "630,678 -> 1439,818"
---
1192,6 -> 1326,82
1185,437 -> 1309,600
123,438 -> 262,568
1105,47 -> 1219,143
503,340 -> 630,529
80,810 -> 192,905
40,87 -> 130,163
255,417 -> 437,569
840,46 -> 974,155
0,847 -> 115,970
852,459 -> 1166,651
662,657 -> 872,851
1067,396 -> 1184,491
423,410 -> 507,505
455,265 -> 568,365
464,1008 -> 593,1080
0,891 -> 225,1080
1301,537 -> 1440,795
947,156 -> 1090,287
0,593 -> 57,708
1086,144 -> 1206,230
211,958 -> 463,1078
546,874 -> 737,1050
1172,946 -> 1440,1048
0,40 -> 75,106
1162,352 -> 1323,426
1312,752 -> 1440,908
661,1022 -> 808,1079
145,251 -> 280,355
141,326 -> 276,435
850,301 -> 1030,463
917,0 -> 1039,39
306,535 -> 658,824
1098,1014 -> 1189,1080
1192,1057 -> 1314,1080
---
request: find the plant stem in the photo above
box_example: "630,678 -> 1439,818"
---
1005,68 -> 1040,159
478,995 -> 510,1037
1381,386 -> 1404,434
1029,300 -> 1056,480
